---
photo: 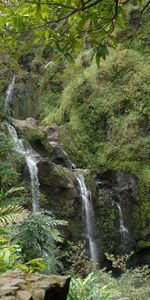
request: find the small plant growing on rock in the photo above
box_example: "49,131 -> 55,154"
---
105,252 -> 134,272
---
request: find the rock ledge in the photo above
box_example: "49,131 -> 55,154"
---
0,271 -> 70,300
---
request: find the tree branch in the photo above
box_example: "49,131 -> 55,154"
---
25,0 -> 105,12
141,0 -> 150,15
24,0 -> 75,10
80,0 -> 85,8
114,0 -> 119,17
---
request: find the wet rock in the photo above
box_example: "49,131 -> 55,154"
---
18,53 -> 35,71
94,170 -> 138,256
37,158 -> 79,213
37,158 -> 83,240
47,123 -> 59,144
0,271 -> 70,300
9,119 -> 74,168
116,172 -> 136,195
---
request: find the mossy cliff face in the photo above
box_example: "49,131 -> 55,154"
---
1,8 -> 150,265
95,171 -> 136,252
37,159 -> 99,241
36,9 -> 150,263
13,118 -> 149,264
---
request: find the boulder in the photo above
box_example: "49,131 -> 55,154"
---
10,117 -> 39,130
0,271 -> 70,300
9,119 -> 75,168
37,159 -> 79,216
37,159 -> 86,240
37,159 -> 99,242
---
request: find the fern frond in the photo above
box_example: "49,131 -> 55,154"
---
0,205 -> 27,227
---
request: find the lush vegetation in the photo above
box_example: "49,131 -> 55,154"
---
1,0 -> 149,65
0,1 -> 150,300
35,9 -> 150,252
68,266 -> 150,300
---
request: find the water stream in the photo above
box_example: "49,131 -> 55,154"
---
5,77 -> 99,259
116,202 -> 129,244
76,172 -> 98,262
5,75 -> 16,111
6,124 -> 40,213
5,76 -> 40,212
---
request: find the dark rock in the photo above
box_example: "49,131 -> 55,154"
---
116,172 -> 136,195
37,158 -> 79,215
37,158 -> 82,239
94,170 -> 138,256
18,53 -> 35,71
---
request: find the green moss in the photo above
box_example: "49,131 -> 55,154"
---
20,128 -> 44,142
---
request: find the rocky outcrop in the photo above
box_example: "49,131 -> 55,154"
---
9,118 -> 74,168
37,159 -> 79,217
37,158 -> 98,241
10,117 -> 39,130
8,117 -> 149,264
0,271 -> 70,300
94,170 -> 137,255
93,170 -> 150,267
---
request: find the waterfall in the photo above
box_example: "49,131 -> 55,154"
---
7,124 -> 40,213
5,75 -> 16,111
61,149 -> 76,170
116,202 -> 128,243
76,172 -> 98,262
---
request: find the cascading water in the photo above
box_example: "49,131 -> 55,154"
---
6,123 -> 40,213
76,172 -> 98,262
116,202 -> 129,244
5,75 -> 16,111
61,149 -> 76,170
5,76 -> 40,212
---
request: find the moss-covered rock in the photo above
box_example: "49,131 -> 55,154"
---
37,159 -> 83,240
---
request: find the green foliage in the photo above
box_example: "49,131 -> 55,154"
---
0,0 -> 148,64
117,266 -> 150,300
43,46 -> 150,179
0,204 -> 26,228
63,241 -> 91,277
11,211 -> 67,273
0,243 -> 45,273
68,265 -> 150,300
0,131 -> 25,190
67,272 -> 118,300
105,252 -> 134,272
0,187 -> 27,237
119,5 -> 150,58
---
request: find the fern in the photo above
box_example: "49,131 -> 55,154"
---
0,205 -> 27,227
0,187 -> 27,230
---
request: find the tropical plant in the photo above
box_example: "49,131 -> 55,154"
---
0,242 -> 45,273
68,265 -> 150,300
105,251 -> 134,272
11,211 -> 67,272
63,240 -> 91,277
0,187 -> 27,236
1,0 -> 149,64
0,132 -> 25,189
67,272 -> 118,300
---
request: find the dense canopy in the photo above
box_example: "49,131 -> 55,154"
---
0,0 -> 149,63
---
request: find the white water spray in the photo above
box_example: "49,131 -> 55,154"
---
76,172 -> 98,262
5,75 -> 16,110
116,202 -> 128,242
7,124 -> 40,212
